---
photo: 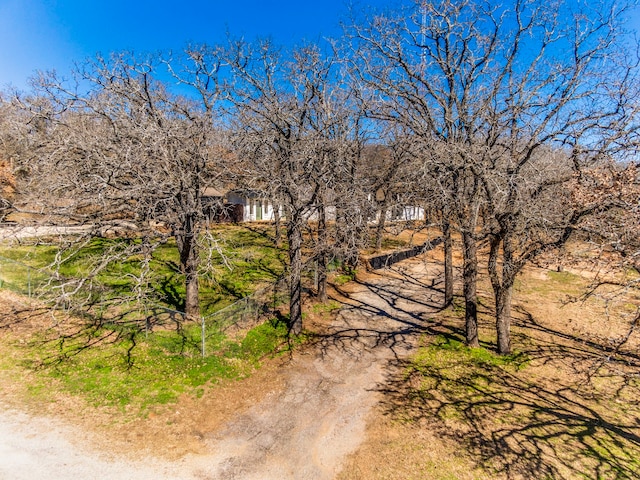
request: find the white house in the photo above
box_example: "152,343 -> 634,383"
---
368,191 -> 426,223
226,190 -> 280,222
202,188 -> 423,224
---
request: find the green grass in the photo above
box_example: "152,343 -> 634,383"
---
518,269 -> 587,297
380,237 -> 408,249
312,300 -> 341,313
0,225 -> 292,413
331,265 -> 357,286
398,330 -> 640,479
430,336 -> 530,368
0,225 -> 286,316
546,270 -> 582,285
409,335 -> 530,393
17,317 -> 290,414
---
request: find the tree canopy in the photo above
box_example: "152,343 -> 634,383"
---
0,0 -> 638,350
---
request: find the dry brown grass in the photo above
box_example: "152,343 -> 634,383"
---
1,236 -> 638,478
338,242 -> 640,480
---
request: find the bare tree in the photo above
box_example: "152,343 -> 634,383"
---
14,51 -> 224,319
349,0 -> 501,347
472,0 -> 640,354
196,40 -> 361,333
415,144 -> 456,307
568,161 -> 640,364
351,0 -> 640,353
304,64 -> 365,303
0,94 -> 19,220
360,136 -> 419,252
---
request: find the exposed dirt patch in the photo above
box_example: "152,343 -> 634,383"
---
3,238 -> 637,480
337,244 -> 640,480
0,255 -> 444,479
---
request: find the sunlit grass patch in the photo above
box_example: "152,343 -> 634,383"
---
395,320 -> 640,479
0,225 -> 291,413
311,300 -> 341,314
0,225 -> 287,315
18,317 -> 291,414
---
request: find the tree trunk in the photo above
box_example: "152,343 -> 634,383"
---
442,217 -> 454,307
273,202 -> 282,247
317,202 -> 328,303
334,205 -> 346,264
488,232 -> 516,355
184,261 -> 200,319
335,204 -> 360,270
374,200 -> 388,251
176,216 -> 200,320
287,215 -> 303,334
495,283 -> 513,354
462,230 -> 479,347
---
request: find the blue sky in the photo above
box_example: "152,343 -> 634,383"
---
1,0 -> 638,90
0,0 -> 391,89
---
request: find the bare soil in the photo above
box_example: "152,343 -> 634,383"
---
1,239 -> 638,479
0,255 -> 444,479
338,245 -> 640,479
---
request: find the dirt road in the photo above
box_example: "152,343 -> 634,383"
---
0,257 -> 443,480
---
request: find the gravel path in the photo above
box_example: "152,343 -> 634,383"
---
0,258 -> 442,480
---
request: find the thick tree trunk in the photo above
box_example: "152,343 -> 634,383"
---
176,216 -> 200,320
184,262 -> 200,319
334,205 -> 346,264
495,284 -> 513,354
374,201 -> 388,251
488,232 -> 516,355
317,203 -> 328,303
287,216 -> 303,335
335,204 -> 360,270
442,217 -> 454,307
462,230 -> 479,347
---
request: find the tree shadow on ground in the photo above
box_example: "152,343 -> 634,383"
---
158,276 -> 185,312
375,303 -> 640,479
293,256 -> 640,478
513,305 -> 640,372
306,265 -> 461,361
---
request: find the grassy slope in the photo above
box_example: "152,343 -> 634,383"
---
0,225 -> 286,315
0,225 -> 292,415
2,228 -> 639,478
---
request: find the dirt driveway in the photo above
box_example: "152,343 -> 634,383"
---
0,256 -> 444,480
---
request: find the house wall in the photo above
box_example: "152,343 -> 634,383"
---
305,206 -> 337,222
371,205 -> 426,223
366,193 -> 426,223
226,192 -> 281,222
398,205 -> 425,221
222,191 -> 428,224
